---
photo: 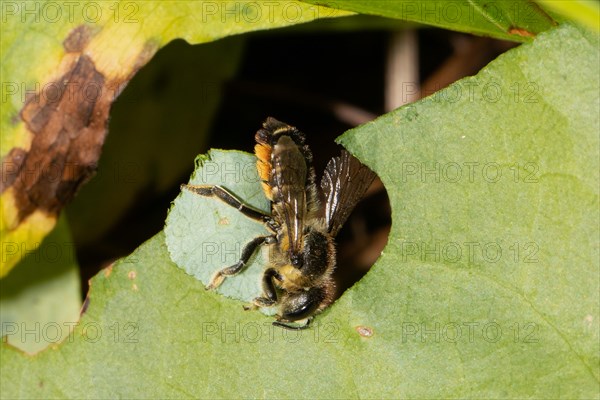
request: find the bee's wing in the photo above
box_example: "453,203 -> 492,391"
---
272,137 -> 308,256
321,151 -> 376,236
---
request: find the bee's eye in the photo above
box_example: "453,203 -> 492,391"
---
291,254 -> 304,268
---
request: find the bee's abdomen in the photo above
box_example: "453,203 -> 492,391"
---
255,117 -> 314,202
254,140 -> 273,200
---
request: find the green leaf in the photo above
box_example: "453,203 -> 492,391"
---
301,0 -> 558,40
1,23 -> 598,398
165,150 -> 272,304
0,216 -> 81,354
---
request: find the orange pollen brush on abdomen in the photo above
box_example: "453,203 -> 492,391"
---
254,143 -> 273,200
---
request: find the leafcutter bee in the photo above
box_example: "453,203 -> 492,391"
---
182,117 -> 376,329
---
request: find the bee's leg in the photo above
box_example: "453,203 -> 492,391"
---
273,317 -> 313,331
250,268 -> 282,308
206,235 -> 274,290
181,184 -> 272,225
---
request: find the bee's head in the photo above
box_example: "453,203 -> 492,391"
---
278,286 -> 328,322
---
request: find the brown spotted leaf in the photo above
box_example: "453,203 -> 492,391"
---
0,1 -> 347,276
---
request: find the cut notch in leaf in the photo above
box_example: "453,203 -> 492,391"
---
165,150 -> 272,303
